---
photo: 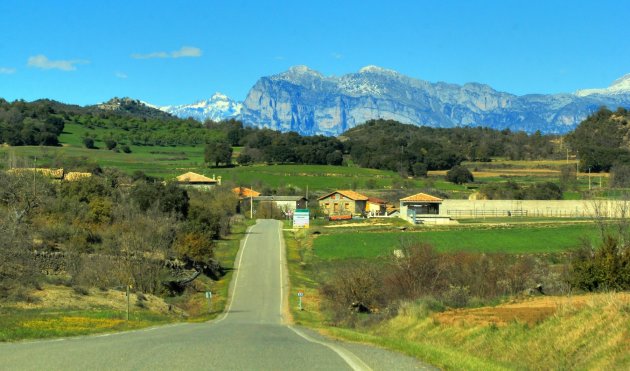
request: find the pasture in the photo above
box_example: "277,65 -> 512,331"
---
312,223 -> 600,260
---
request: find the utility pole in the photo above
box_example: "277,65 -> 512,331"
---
250,185 -> 253,219
588,167 -> 592,190
576,150 -> 579,174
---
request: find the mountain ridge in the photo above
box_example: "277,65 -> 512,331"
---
155,66 -> 630,135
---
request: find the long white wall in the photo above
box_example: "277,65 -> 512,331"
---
440,199 -> 630,218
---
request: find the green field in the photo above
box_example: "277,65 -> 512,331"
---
0,146 -> 430,192
313,224 -> 600,259
0,121 -> 616,196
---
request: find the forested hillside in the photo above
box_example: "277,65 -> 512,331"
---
567,107 -> 630,172
10,98 -> 630,179
342,119 -> 557,175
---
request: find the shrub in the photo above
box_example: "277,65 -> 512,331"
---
104,139 -> 117,150
412,162 -> 428,178
72,285 -> 90,296
321,262 -> 385,319
121,145 -> 132,153
83,137 -> 95,149
442,285 -> 470,308
446,165 -> 474,184
570,236 -> 630,291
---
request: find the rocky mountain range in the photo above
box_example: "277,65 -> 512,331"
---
159,66 -> 630,135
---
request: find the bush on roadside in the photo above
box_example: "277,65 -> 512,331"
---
570,236 -> 630,291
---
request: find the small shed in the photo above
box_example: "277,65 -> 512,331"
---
400,192 -> 448,224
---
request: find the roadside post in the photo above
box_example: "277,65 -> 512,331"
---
205,291 -> 212,313
126,284 -> 132,321
297,290 -> 304,310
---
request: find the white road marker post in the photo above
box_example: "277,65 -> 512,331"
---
205,291 -> 212,313
297,290 -> 304,311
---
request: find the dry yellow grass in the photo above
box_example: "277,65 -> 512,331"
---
12,284 -> 184,316
373,293 -> 630,369
20,317 -> 125,331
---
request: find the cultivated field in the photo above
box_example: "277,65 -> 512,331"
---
312,223 -> 599,259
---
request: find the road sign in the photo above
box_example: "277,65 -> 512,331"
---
205,291 -> 212,299
297,291 -> 304,297
293,209 -> 310,229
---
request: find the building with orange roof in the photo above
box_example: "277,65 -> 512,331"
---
400,192 -> 450,224
175,172 -> 221,190
318,190 -> 369,217
232,186 -> 261,199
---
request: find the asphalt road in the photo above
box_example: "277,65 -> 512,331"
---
0,219 -> 433,370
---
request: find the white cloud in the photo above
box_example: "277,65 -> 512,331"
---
115,71 -> 128,79
27,55 -> 88,71
171,46 -> 202,58
131,46 -> 202,59
331,52 -> 343,60
0,67 -> 16,74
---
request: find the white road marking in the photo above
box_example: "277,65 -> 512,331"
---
287,325 -> 373,371
278,221 -> 285,322
212,221 -> 256,324
278,221 -> 372,371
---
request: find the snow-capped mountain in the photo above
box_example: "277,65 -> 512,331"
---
160,93 -> 242,122
575,74 -> 630,97
240,66 -> 630,135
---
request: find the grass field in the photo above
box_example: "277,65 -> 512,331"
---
312,224 -> 600,260
0,308 -> 173,342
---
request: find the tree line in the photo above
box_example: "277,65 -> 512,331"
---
567,106 -> 630,173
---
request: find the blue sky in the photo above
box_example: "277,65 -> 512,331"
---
1,0 -> 628,106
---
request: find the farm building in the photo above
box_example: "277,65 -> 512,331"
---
367,197 -> 388,216
318,190 -> 368,217
400,192 -> 452,224
253,196 -> 308,214
175,172 -> 221,190
232,187 -> 261,199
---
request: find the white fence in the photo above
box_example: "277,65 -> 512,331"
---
440,199 -> 630,218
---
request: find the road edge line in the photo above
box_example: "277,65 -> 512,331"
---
211,220 -> 257,324
287,325 -> 373,371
